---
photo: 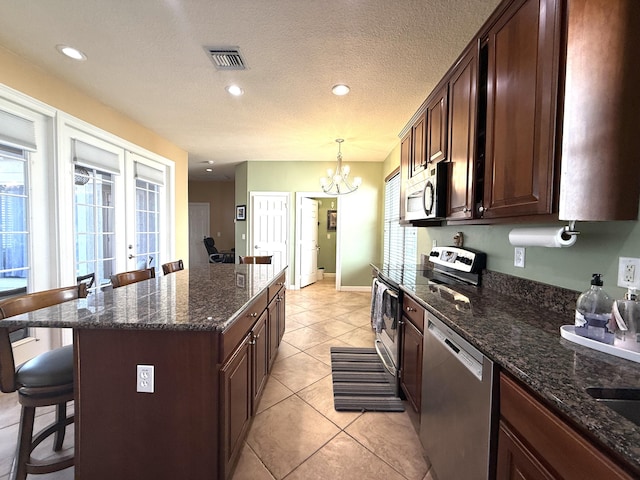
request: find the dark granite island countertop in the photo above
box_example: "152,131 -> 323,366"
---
2,263 -> 287,480
0,263 -> 286,332
372,263 -> 640,476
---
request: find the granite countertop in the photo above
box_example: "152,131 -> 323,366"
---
372,263 -> 640,475
1,264 -> 286,332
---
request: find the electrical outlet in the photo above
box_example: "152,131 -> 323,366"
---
618,257 -> 640,288
136,365 -> 155,393
514,247 -> 525,268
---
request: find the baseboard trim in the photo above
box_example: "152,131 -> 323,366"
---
338,286 -> 371,293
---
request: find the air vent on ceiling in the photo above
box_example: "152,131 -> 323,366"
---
204,47 -> 246,70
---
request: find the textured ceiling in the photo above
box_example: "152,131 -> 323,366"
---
0,0 -> 500,181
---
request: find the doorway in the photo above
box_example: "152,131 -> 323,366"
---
294,192 -> 340,290
249,192 -> 289,272
189,202 -> 210,266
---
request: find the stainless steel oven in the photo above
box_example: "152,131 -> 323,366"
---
371,276 -> 401,388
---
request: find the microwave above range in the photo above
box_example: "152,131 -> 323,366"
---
405,161 -> 449,222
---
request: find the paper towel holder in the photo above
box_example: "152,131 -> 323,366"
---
563,220 -> 580,239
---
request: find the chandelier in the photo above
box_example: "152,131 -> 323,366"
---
320,139 -> 362,195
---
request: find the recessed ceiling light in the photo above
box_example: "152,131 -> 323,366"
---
56,44 -> 87,61
332,84 -> 350,96
207,160 -> 215,164
225,85 -> 244,96
206,168 -> 213,172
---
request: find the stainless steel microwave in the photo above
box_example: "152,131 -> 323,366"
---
405,161 -> 448,221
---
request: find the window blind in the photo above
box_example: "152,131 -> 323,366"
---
135,161 -> 165,186
383,172 -> 417,265
73,139 -> 120,175
0,109 -> 36,151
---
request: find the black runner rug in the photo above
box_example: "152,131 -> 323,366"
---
330,346 -> 405,412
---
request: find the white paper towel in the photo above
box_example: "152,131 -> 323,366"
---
508,227 -> 577,248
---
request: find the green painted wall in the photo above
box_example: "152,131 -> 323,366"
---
418,220 -> 640,299
236,160 -> 383,287
234,162 -> 248,259
315,198 -> 337,274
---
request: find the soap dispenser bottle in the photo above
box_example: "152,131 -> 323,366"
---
611,288 -> 640,353
575,273 -> 614,344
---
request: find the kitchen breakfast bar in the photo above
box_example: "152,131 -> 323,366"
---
1,264 -> 287,480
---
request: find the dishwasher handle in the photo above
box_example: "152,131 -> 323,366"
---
428,320 -> 484,381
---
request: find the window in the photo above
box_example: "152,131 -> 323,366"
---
74,166 -> 116,286
383,171 -> 417,265
134,179 -> 160,269
0,145 -> 29,295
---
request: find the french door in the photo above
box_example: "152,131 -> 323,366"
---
62,123 -> 171,288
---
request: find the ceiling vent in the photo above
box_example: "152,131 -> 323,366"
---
204,47 -> 246,70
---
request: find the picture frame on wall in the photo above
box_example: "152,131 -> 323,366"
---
236,205 -> 246,221
327,210 -> 337,231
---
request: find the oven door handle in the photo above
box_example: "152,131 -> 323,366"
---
383,287 -> 398,301
375,339 -> 397,377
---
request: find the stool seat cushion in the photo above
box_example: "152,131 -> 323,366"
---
15,344 -> 73,388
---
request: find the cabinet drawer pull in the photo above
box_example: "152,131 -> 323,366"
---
406,306 -> 416,312
248,312 -> 258,318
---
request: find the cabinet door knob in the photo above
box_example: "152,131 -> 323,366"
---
478,206 -> 488,213
463,207 -> 471,213
248,312 -> 258,318
406,306 -> 416,312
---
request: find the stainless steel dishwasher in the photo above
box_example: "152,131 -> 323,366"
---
420,312 -> 496,480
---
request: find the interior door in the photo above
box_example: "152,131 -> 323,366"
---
189,202 -> 210,266
250,193 -> 288,271
299,197 -> 319,288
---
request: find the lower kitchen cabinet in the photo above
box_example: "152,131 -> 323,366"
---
400,294 -> 425,413
497,373 -> 634,480
220,333 -> 253,478
252,310 -> 269,413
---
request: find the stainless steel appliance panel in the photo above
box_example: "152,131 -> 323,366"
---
420,312 -> 495,480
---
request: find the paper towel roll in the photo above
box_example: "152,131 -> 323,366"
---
508,227 -> 577,248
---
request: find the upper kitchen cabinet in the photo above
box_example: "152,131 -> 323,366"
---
411,113 -> 427,177
447,44 -> 478,220
479,0 -> 561,220
559,0 -> 640,221
399,131 -> 411,224
426,85 -> 448,165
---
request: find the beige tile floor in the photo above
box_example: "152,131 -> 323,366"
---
0,277 -> 434,480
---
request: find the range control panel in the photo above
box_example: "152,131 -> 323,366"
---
428,246 -> 486,273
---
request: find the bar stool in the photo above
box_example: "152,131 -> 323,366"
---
0,283 -> 88,480
239,255 -> 272,264
110,267 -> 155,288
161,260 -> 184,275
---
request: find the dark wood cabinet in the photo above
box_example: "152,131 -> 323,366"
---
252,311 -> 268,413
399,132 -> 411,223
497,373 -> 634,480
411,114 -> 427,177
220,333 -> 252,479
446,44 -> 478,220
480,0 -> 560,220
558,0 -> 640,221
426,85 -> 448,165
400,294 -> 424,413
277,288 -> 286,344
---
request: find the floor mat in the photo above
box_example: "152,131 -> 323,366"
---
330,346 -> 405,412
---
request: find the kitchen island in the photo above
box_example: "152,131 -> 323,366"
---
2,264 -> 287,480
373,263 -> 640,478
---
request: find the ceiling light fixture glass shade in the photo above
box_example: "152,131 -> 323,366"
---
320,139 -> 362,195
